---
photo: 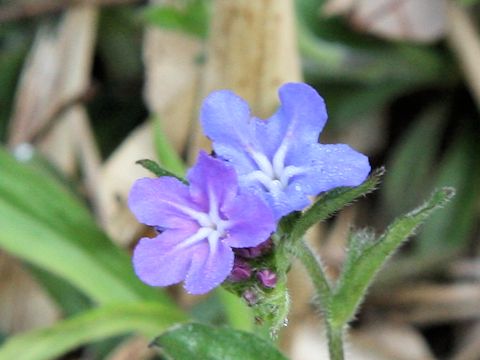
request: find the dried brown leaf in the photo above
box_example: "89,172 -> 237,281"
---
289,321 -> 434,359
96,10 -> 202,245
323,0 -> 447,43
446,2 -> 480,112
0,253 -> 59,333
190,0 -> 302,158
352,323 -> 434,360
371,283 -> 480,324
106,336 -> 155,360
97,123 -> 155,246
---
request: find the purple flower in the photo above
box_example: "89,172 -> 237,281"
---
129,152 -> 275,295
200,82 -> 371,219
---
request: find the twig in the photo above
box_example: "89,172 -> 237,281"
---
0,0 -> 141,23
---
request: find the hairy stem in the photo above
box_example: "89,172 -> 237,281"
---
327,325 -> 345,360
291,240 -> 347,360
293,240 -> 332,307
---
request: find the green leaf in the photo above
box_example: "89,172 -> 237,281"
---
324,82 -> 409,129
152,115 -> 187,176
0,332 -> 6,346
152,323 -> 288,360
416,134 -> 480,254
0,147 -> 170,304
458,0 -> 480,5
0,303 -> 187,360
136,159 -> 188,184
329,187 -> 455,328
383,106 -> 446,217
28,265 -> 92,317
289,168 -> 384,242
142,0 -> 210,39
297,15 -> 450,85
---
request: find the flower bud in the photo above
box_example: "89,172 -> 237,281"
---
228,257 -> 252,282
257,269 -> 277,288
234,239 -> 273,258
242,288 -> 258,306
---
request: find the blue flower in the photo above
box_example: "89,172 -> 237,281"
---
129,152 -> 275,294
200,82 -> 371,219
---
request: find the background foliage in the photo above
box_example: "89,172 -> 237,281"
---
0,0 -> 479,359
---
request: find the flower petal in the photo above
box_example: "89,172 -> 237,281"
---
184,240 -> 234,294
253,113 -> 288,160
187,151 -> 238,210
268,185 -> 311,220
254,83 -> 328,160
128,177 -> 201,230
200,90 -> 259,174
288,143 -> 371,195
222,192 -> 276,247
133,229 -> 197,287
276,83 -> 328,144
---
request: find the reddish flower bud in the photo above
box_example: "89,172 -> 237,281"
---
228,257 -> 252,282
243,288 -> 258,306
235,239 -> 273,258
257,269 -> 277,288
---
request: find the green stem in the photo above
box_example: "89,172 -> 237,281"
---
292,240 -> 347,360
326,325 -> 345,360
293,240 -> 332,311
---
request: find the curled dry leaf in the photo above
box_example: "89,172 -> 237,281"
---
323,0 -> 447,43
0,253 -> 59,333
96,0 -> 202,245
370,283 -> 480,324
450,322 -> 480,360
2,6 -> 98,334
9,6 -> 99,175
97,123 -> 156,246
446,2 -> 480,111
105,336 -> 155,360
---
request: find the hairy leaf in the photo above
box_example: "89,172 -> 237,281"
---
289,167 -> 384,242
136,159 -> 187,184
152,323 -> 287,360
329,187 -> 455,328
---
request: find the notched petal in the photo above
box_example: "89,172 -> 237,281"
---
276,83 -> 328,144
133,230 -> 196,287
187,151 -> 238,209
184,241 -> 234,294
200,90 -> 254,150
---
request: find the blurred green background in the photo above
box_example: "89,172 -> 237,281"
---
0,0 -> 479,359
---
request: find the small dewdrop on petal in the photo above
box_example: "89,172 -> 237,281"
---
200,82 -> 371,219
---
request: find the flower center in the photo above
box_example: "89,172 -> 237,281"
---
176,194 -> 231,254
241,143 -> 303,195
